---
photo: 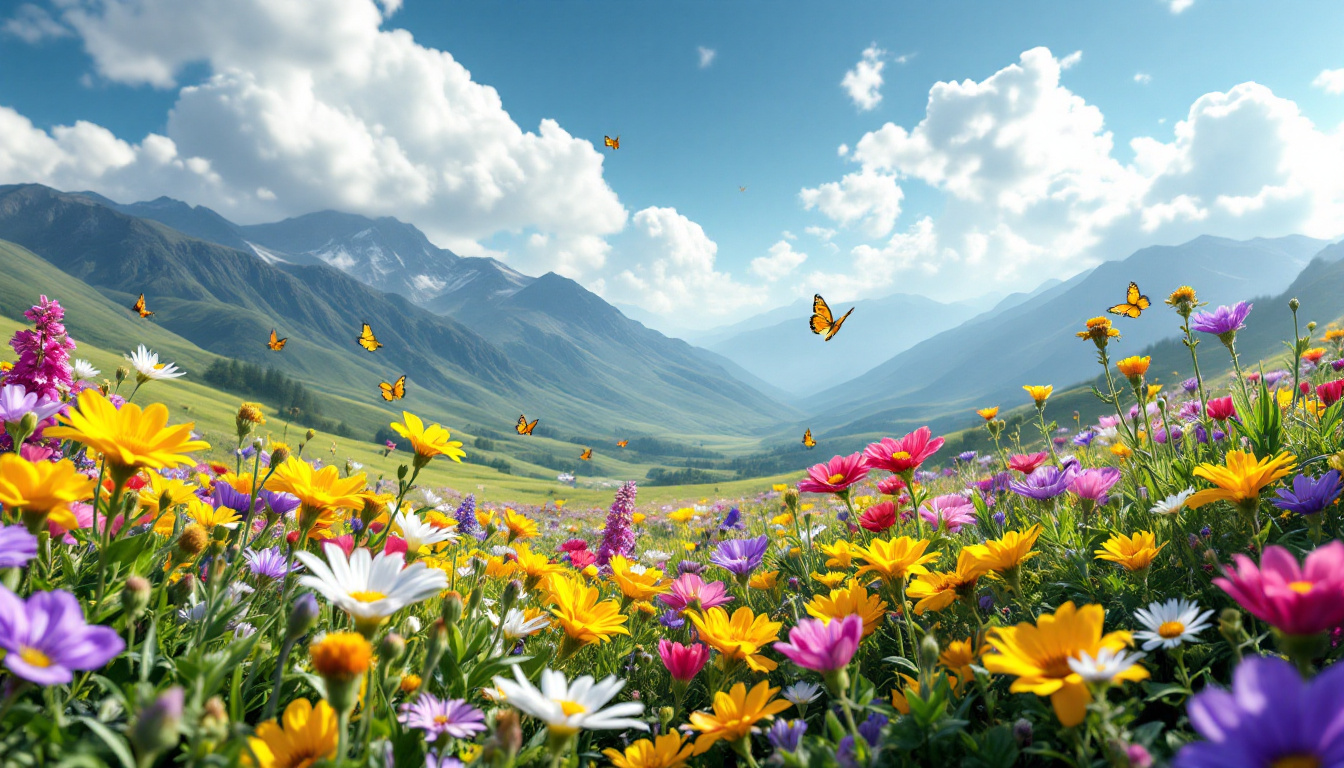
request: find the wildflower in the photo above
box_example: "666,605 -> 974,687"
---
797,452 -> 869,495
1149,488 -> 1194,516
0,455 -> 94,531
1115,355 -> 1151,384
939,638 -> 981,686
125,345 -> 186,383
452,494 -> 478,538
186,498 -> 241,531
395,509 -> 458,555
889,675 -> 921,714
492,608 -> 551,641
244,547 -> 299,581
781,681 -> 821,709
810,571 -> 847,588
686,680 -> 791,753
492,667 -> 646,738
658,573 -> 733,613
862,427 -> 945,474
774,614 -> 863,673
510,543 -> 564,589
976,407 -> 1000,421
0,525 -> 38,568
919,494 -> 976,533
1067,647 -> 1147,683
748,570 -> 778,590
854,536 -> 939,584
0,586 -> 124,685
1166,285 -> 1198,315
1076,316 -> 1121,348
546,574 -> 629,647
1069,467 -> 1122,505
595,481 -> 638,565
610,556 -> 668,601
1214,541 -> 1344,637
309,631 -> 372,713
658,639 -> 709,682
1186,450 -> 1296,510
7,297 -> 76,400
1132,599 -> 1214,651
1007,452 -> 1048,474
1317,379 -> 1344,407
503,509 -> 538,542
983,602 -> 1145,726
709,536 -> 769,578
686,606 -> 782,673
247,699 -> 339,768
295,542 -> 448,635
266,458 -> 366,531
46,389 -> 209,481
805,579 -> 888,638
818,540 -> 855,569
906,549 -> 990,614
1009,462 -> 1080,501
1110,443 -> 1133,460
398,695 -> 487,740
766,720 -> 807,753
603,733 -> 697,768
964,524 -> 1042,576
1023,385 -> 1053,405
1095,531 -> 1166,571
857,500 -> 896,532
389,412 -> 465,466
1271,470 -> 1343,516
0,383 -> 64,428
1190,301 -> 1252,344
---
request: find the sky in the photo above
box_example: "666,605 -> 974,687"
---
2,0 -> 1344,335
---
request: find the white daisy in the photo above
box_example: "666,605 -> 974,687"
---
1132,598 -> 1215,651
492,667 -> 646,737
1149,488 -> 1195,516
489,608 -> 551,641
125,345 -> 185,381
71,359 -> 100,382
1067,647 -> 1146,683
782,681 -> 822,706
643,550 -> 672,563
295,542 -> 448,632
394,509 -> 457,554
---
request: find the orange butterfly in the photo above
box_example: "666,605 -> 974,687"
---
267,329 -> 288,351
357,322 -> 383,352
516,415 -> 538,435
616,439 -> 628,448
739,186 -> 747,192
802,428 -> 816,449
603,135 -> 620,150
809,294 -> 853,341
131,294 -> 153,318
580,448 -> 593,461
379,375 -> 406,401
1107,282 -> 1151,319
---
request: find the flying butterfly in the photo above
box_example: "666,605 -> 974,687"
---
357,322 -> 384,352
616,439 -> 628,448
379,375 -> 406,401
603,135 -> 620,150
267,329 -> 288,351
739,186 -> 747,192
1107,282 -> 1151,319
131,293 -> 153,318
516,415 -> 538,435
802,428 -> 816,449
809,294 -> 853,341
580,448 -> 593,461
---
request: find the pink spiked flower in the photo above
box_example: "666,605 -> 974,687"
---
774,614 -> 864,673
658,639 -> 709,682
797,452 -> 869,495
1214,541 -> 1344,636
657,573 -> 734,613
862,427 -> 944,475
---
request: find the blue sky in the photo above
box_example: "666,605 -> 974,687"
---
2,0 -> 1344,333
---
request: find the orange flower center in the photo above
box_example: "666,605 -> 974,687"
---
1288,581 -> 1315,595
349,590 -> 387,603
891,451 -> 911,462
827,473 -> 845,484
1271,755 -> 1321,768
19,647 -> 52,668
1157,621 -> 1186,639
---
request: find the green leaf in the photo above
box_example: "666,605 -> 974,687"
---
76,717 -> 136,768
106,533 -> 153,570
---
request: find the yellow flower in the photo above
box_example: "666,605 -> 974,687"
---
976,406 -> 1000,421
46,389 -> 209,479
1325,328 -> 1344,343
513,543 -> 565,590
1110,444 -> 1133,460
906,549 -> 990,615
185,497 -> 241,532
0,455 -> 93,530
810,571 -> 848,589
769,512 -> 794,527
682,542 -> 697,553
748,570 -> 778,590
1186,450 -> 1296,509
1094,531 -> 1166,571
1023,385 -> 1053,405
389,412 -> 465,463
854,536 -> 940,584
818,540 -> 855,570
475,508 -> 496,530
237,402 -> 266,427
603,732 -> 699,768
632,513 -> 647,525
1166,285 -> 1197,308
964,525 -> 1043,574
1076,316 -> 1121,344
805,579 -> 888,638
266,458 -> 366,529
668,508 -> 695,524
890,674 -> 920,714
771,483 -> 789,493
609,555 -> 668,601
1146,384 -> 1163,401
686,606 -> 782,673
1115,355 -> 1150,379
309,632 -> 373,682
983,602 -> 1146,727
686,680 -> 790,753
940,638 -> 982,688
245,698 -> 339,768
504,509 -> 537,541
215,472 -> 255,495
399,674 -> 422,694
138,471 -> 200,514
547,574 -> 629,646
0,361 -> 11,372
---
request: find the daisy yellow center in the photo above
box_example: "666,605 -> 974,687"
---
1288,581 -> 1314,595
559,700 -> 587,717
153,363 -> 166,370
1271,755 -> 1321,768
1157,621 -> 1186,639
433,715 -> 449,725
19,647 -> 52,668
349,590 -> 387,603
827,473 -> 845,484
891,451 -> 911,461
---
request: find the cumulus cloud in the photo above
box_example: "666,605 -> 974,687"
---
750,240 -> 808,282
1134,72 -> 1153,85
1060,50 -> 1082,70
697,46 -> 716,68
841,44 -> 886,111
3,3 -> 70,42
1167,0 -> 1194,13
1313,69 -> 1344,95
799,166 -> 903,238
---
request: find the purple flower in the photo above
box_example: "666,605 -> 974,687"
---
1182,377 -> 1200,394
1069,467 -> 1122,505
259,489 -> 300,519
1190,301 -> 1252,343
1264,370 -> 1291,388
1009,462 -> 1080,501
709,535 -> 768,577
453,494 -> 479,539
398,695 -> 486,739
0,525 -> 38,568
0,586 -> 124,685
767,719 -> 807,752
244,547 -> 301,580
773,614 -> 863,672
0,384 -> 64,426
718,506 -> 743,531
858,713 -> 887,747
658,610 -> 686,630
1072,431 -> 1096,447
424,752 -> 464,768
919,494 -> 977,533
837,735 -> 859,768
1175,655 -> 1344,768
1272,471 -> 1343,517
212,481 -> 255,514
676,559 -> 704,575
595,481 -> 638,566
956,451 -> 977,463
6,297 -> 75,401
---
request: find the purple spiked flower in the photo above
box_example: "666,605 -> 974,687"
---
398,695 -> 486,739
1190,301 -> 1252,344
453,494 -> 479,539
0,525 -> 38,568
6,296 -> 76,401
774,614 -> 863,673
709,535 -> 768,578
595,481 -> 638,566
0,586 -> 124,685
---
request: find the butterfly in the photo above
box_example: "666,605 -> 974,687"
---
603,135 -> 620,150
379,375 -> 406,401
1107,282 -> 1151,318
131,293 -> 153,318
267,329 -> 288,351
580,448 -> 593,461
516,415 -> 538,435
739,186 -> 747,192
809,294 -> 853,341
802,428 -> 816,449
357,322 -> 383,352
616,439 -> 628,448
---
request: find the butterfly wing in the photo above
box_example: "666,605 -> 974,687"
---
613,136 -> 619,149
802,428 -> 816,448
617,439 -> 628,448
1129,282 -> 1151,312
357,322 -> 383,352
268,329 -> 288,350
1107,302 -> 1141,318
516,415 -> 528,435
379,381 -> 393,401
580,448 -> 592,461
392,376 -> 406,399
824,308 -> 854,341
809,294 -> 835,335
132,294 -> 153,318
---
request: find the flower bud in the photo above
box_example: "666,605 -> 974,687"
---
199,695 -> 229,742
1012,718 -> 1033,747
270,443 -> 291,466
305,429 -> 316,441
401,615 -> 423,636
500,580 -> 523,616
918,634 -> 940,674
129,686 -> 184,762
1290,297 -> 1300,311
782,488 -> 799,512
1308,321 -> 1318,333
378,633 -> 407,665
115,366 -> 129,383
286,593 -> 321,641
175,524 -> 208,560
465,586 -> 484,618
486,709 -> 522,762
167,573 -> 195,605
419,619 -> 449,685
122,575 -> 151,620
441,591 -> 464,627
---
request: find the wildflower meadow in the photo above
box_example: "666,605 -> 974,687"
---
3,285 -> 1344,768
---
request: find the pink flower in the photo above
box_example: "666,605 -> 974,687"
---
1069,467 -> 1122,504
328,535 -> 357,557
1206,397 -> 1236,422
658,639 -> 709,682
49,501 -> 93,544
569,549 -> 596,570
383,535 -> 408,556
876,476 -> 906,496
862,427 -> 944,475
797,452 -> 870,495
774,614 -> 864,673
1214,542 -> 1344,636
658,573 -> 734,613
919,494 -> 977,533
558,539 -> 589,553
859,501 -> 897,533
1008,452 -> 1049,474
18,443 -> 55,462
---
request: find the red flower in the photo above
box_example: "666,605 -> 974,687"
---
876,475 -> 906,496
858,501 -> 897,532
1008,452 -> 1048,474
1300,382 -> 1312,395
862,427 -> 945,475
798,452 -> 870,494
1319,380 -> 1344,407
558,538 -> 590,552
570,549 -> 597,570
1206,396 -> 1236,421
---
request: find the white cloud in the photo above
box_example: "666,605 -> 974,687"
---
3,3 -> 70,43
697,46 -> 716,68
1313,69 -> 1344,95
1134,72 -> 1153,85
1060,50 -> 1082,70
1167,0 -> 1194,13
805,226 -> 836,241
841,45 -> 886,111
750,240 -> 808,282
799,166 -> 903,238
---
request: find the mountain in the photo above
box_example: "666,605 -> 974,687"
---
804,235 -> 1330,439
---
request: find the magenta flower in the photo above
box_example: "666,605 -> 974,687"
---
596,481 -> 638,566
0,586 -> 124,685
658,573 -> 734,613
6,296 -> 76,401
658,639 -> 709,682
798,452 -> 870,495
774,614 -> 864,673
918,494 -> 977,533
1191,301 -> 1252,343
1069,467 -> 1122,505
863,427 -> 945,475
1214,541 -> 1344,636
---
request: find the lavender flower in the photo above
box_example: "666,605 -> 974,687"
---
212,481 -> 255,514
595,481 -> 638,566
398,695 -> 487,739
1190,301 -> 1252,344
244,547 -> 301,581
453,494 -> 479,539
6,296 -> 76,401
1181,377 -> 1199,394
767,719 -> 807,752
260,489 -> 300,519
1072,431 -> 1096,447
0,384 -> 64,427
837,735 -> 859,768
1272,470 -> 1344,516
709,536 -> 769,577
0,525 -> 38,568
1009,461 -> 1080,501
718,506 -> 743,531
956,451 -> 977,463
859,713 -> 888,747
658,610 -> 685,630
0,586 -> 124,684
677,560 -> 704,575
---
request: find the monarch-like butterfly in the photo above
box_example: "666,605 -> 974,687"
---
516,415 -> 538,435
809,294 -> 853,341
131,293 -> 153,318
603,135 -> 620,150
379,375 -> 406,401
802,428 -> 816,449
267,329 -> 288,351
1107,282 -> 1151,318
580,448 -> 593,461
357,322 -> 383,352
616,439 -> 628,448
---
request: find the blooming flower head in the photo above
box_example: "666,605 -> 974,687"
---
546,574 -> 629,646
710,536 -> 769,578
1115,356 -> 1151,382
295,542 -> 448,634
983,602 -> 1146,727
805,579 -> 888,638
609,556 -> 668,601
1009,462 -> 1080,501
0,383 -> 64,426
0,525 -> 38,568
657,573 -> 733,613
773,614 -> 864,673
919,494 -> 977,533
686,606 -> 782,673
1186,450 -> 1296,509
245,547 -> 300,581
1149,488 -> 1194,516
686,680 -> 791,753
1069,467 -> 1122,505
7,296 -> 75,400
493,607 -> 551,642
125,345 -> 185,383
247,699 -> 338,768
1023,385 -> 1053,405
394,509 -> 458,554
781,681 -> 821,708
862,426 -> 945,475
0,586 -> 124,685
857,500 -> 896,532
389,412 -> 465,464
854,536 -> 939,584
1190,301 -> 1252,342
266,458 -> 366,530
0,454 -> 94,530
1067,647 -> 1147,684
595,481 -> 638,564
1132,598 -> 1214,651
1007,452 -> 1049,474
906,549 -> 990,615
398,695 -> 487,740
46,389 -> 209,478
1095,531 -> 1166,572
492,667 -> 646,738
1076,316 -> 1121,346
1205,396 -> 1236,422
658,639 -> 709,682
603,733 -> 697,768
797,452 -> 869,495
964,524 -> 1043,574
1272,470 -> 1343,516
976,406 -> 1000,421
767,720 -> 808,753
1213,541 -> 1344,636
